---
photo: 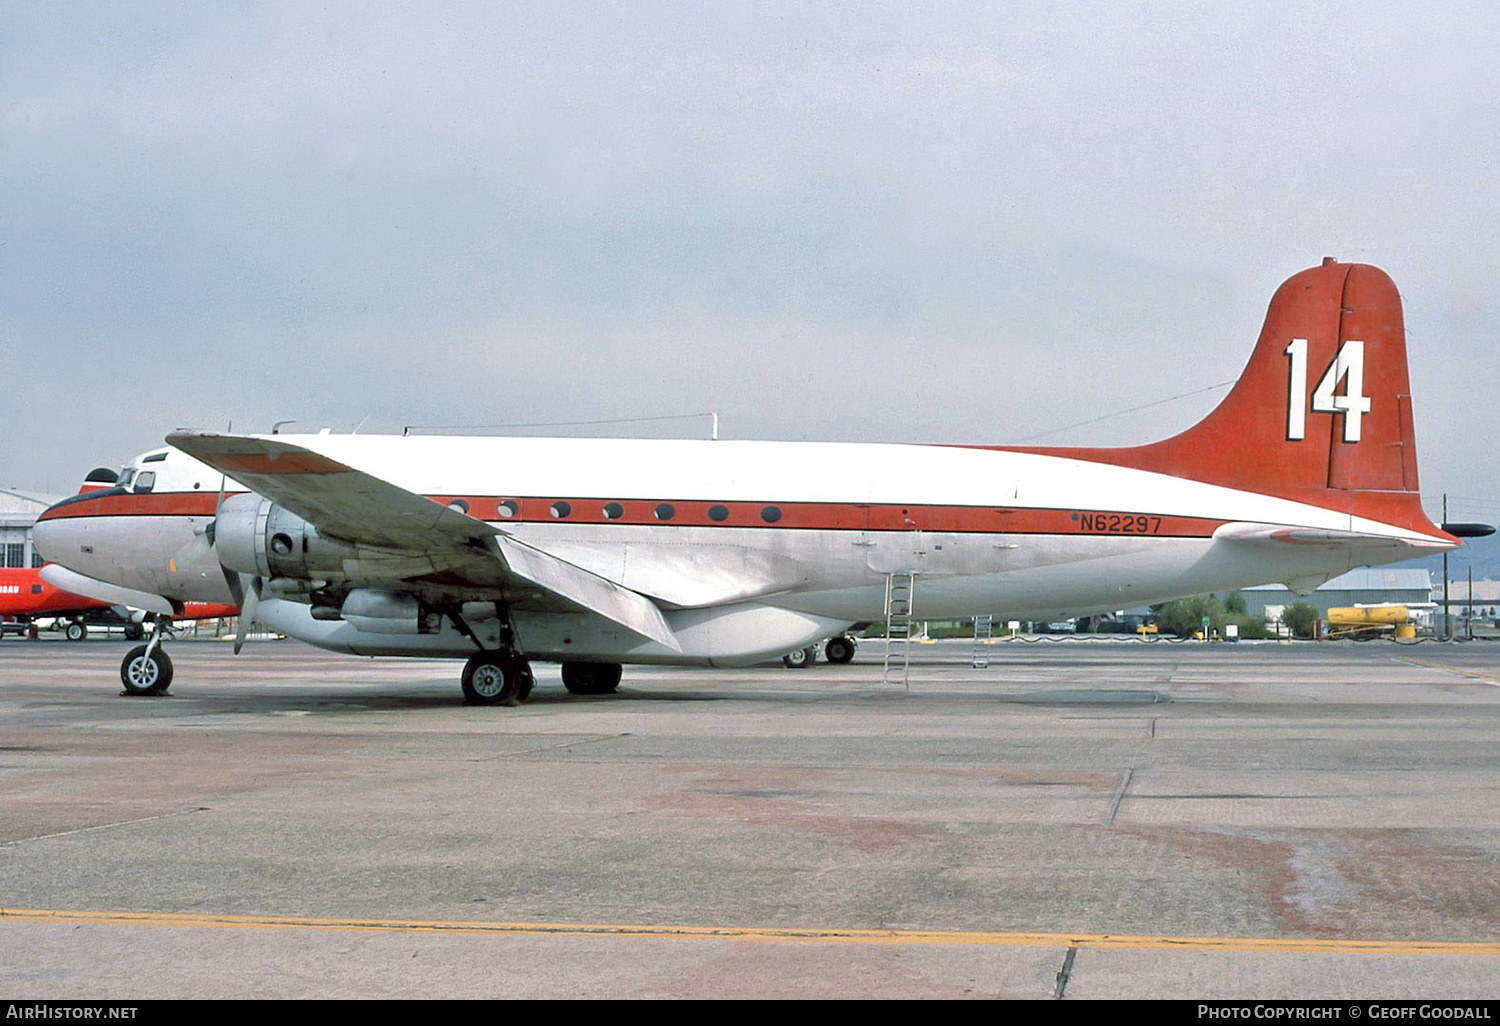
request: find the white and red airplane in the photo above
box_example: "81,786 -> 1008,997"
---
34,259 -> 1460,702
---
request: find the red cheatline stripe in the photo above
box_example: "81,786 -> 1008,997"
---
39,490 -> 1229,538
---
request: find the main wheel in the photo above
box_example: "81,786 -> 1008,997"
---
124,622 -> 145,641
120,645 -> 173,695
461,653 -> 529,706
782,645 -> 817,669
65,621 -> 86,642
561,661 -> 622,695
824,636 -> 856,664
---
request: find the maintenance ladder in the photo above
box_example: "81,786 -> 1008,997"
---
972,614 -> 993,668
883,572 -> 916,686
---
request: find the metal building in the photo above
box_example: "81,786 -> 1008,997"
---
0,488 -> 61,571
1242,568 -> 1434,621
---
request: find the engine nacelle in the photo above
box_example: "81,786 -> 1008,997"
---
214,494 -> 444,584
340,589 -> 442,634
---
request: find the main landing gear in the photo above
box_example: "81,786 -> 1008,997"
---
824,635 -> 857,664
781,635 -> 858,669
120,620 -> 173,696
461,651 -> 535,706
561,661 -> 622,695
458,654 -> 626,705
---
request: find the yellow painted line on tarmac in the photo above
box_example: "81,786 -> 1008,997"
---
1394,655 -> 1500,687
3,908 -> 1498,957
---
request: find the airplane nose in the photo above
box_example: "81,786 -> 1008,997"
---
32,501 -> 79,565
31,487 -> 122,567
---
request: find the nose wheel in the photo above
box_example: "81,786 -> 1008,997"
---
461,652 -> 533,706
121,645 -> 173,695
120,620 -> 173,696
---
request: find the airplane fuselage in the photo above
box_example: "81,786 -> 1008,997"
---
36,434 -> 1449,665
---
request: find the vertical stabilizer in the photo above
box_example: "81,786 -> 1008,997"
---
1012,260 -> 1446,537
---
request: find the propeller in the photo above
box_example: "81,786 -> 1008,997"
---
165,422 -> 264,654
168,421 -> 236,574
223,571 -> 263,655
169,474 -> 228,573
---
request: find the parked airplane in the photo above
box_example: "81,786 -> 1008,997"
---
0,565 -> 122,640
34,260 -> 1461,702
3,471 -> 237,643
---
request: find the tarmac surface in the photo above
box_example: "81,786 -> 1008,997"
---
1,634 -> 1498,999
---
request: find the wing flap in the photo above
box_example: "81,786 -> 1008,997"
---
495,536 -> 680,650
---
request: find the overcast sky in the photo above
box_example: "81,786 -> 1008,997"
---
3,2 -> 1497,523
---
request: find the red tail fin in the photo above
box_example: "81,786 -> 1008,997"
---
1015,259 -> 1445,536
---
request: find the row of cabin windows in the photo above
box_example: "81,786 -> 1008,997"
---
447,499 -> 784,524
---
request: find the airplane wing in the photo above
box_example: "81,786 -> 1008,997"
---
165,432 -> 680,651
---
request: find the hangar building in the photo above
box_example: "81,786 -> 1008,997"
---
1242,568 -> 1434,620
0,488 -> 60,571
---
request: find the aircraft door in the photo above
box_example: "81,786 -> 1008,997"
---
864,503 -> 927,574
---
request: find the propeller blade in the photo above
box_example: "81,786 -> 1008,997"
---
233,575 -> 262,655
169,472 -> 229,575
220,564 -> 244,607
168,531 -> 213,575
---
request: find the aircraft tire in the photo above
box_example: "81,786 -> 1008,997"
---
120,645 -> 173,696
561,661 -> 622,695
65,621 -> 86,642
781,645 -> 817,669
124,623 -> 145,641
462,652 -> 527,706
824,636 -> 856,664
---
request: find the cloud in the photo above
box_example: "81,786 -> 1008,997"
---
2,2 -> 1497,507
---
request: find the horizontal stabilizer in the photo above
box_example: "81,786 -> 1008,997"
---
1214,522 -> 1451,550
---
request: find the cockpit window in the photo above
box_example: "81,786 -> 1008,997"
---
117,468 -> 136,488
133,471 -> 156,494
141,452 -> 168,463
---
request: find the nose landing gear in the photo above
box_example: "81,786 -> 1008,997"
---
120,621 -> 173,696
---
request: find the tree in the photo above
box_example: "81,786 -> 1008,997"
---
1224,591 -> 1248,615
1156,595 -> 1226,638
1282,602 -> 1319,638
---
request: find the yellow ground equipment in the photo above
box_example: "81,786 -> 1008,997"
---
1326,605 -> 1413,639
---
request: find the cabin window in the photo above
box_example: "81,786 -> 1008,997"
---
550,501 -> 571,519
498,500 -> 518,519
447,499 -> 470,515
760,506 -> 782,523
707,504 -> 729,522
602,502 -> 624,520
654,503 -> 675,521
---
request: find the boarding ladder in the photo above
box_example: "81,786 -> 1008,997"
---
883,572 -> 917,687
972,614 -> 993,669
